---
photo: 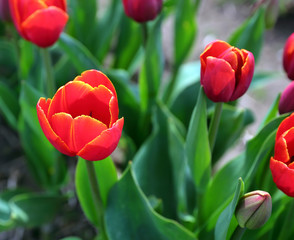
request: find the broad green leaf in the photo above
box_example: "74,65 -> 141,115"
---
113,15 -> 142,70
60,237 -> 82,240
95,0 -> 123,62
139,17 -> 164,114
133,102 -> 185,219
75,157 -> 117,226
228,7 -> 265,61
18,82 -> 68,189
258,94 -> 280,130
58,33 -> 100,73
213,105 -> 254,162
0,39 -> 17,78
214,178 -> 244,240
105,166 -> 196,240
186,87 -> 211,193
250,71 -> 280,90
19,39 -> 34,80
174,0 -> 197,68
0,81 -> 19,130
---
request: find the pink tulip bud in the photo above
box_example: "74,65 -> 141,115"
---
235,190 -> 272,230
279,81 -> 294,114
122,0 -> 163,23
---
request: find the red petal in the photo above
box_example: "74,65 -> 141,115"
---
276,113 -> 294,141
283,33 -> 294,80
21,6 -> 68,48
230,50 -> 254,101
36,98 -> 75,156
78,118 -> 124,161
74,70 -> 117,98
109,96 -> 119,127
270,157 -> 294,197
279,81 -> 294,114
201,57 -> 235,102
283,128 -> 294,158
44,0 -> 66,10
200,40 -> 231,85
274,135 -> 290,163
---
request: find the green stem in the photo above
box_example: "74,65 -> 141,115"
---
230,225 -> 246,240
40,48 -> 55,97
208,102 -> 223,153
141,22 -> 148,47
278,198 -> 294,240
85,160 -> 109,240
163,67 -> 179,104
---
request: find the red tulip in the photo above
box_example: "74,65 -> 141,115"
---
9,0 -> 68,48
122,0 -> 162,23
200,40 -> 255,102
270,113 -> 294,197
279,81 -> 294,114
283,33 -> 294,80
36,70 -> 124,161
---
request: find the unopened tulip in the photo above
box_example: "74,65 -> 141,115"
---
270,113 -> 294,196
200,40 -> 255,102
37,70 -> 124,161
9,0 -> 68,48
122,0 -> 162,23
235,190 -> 272,229
283,33 -> 294,80
279,81 -> 294,114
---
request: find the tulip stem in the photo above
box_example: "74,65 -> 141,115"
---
208,102 -> 223,153
278,198 -> 294,240
230,226 -> 246,240
41,48 -> 55,97
141,22 -> 148,47
85,160 -> 109,240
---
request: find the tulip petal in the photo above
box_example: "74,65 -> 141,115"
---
109,96 -> 119,127
283,128 -> 294,158
200,40 -> 232,84
270,157 -> 294,197
44,0 -> 66,10
36,98 -> 75,156
78,118 -> 124,161
202,57 -> 235,102
274,136 -> 290,163
74,70 -> 117,97
230,51 -> 254,101
21,6 -> 68,48
283,33 -> 294,80
279,81 -> 294,114
276,113 -> 294,141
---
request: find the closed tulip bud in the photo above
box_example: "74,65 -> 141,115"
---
283,33 -> 294,80
200,40 -> 255,102
235,190 -> 272,230
122,0 -> 163,23
279,81 -> 294,114
265,0 -> 279,29
9,0 -> 68,48
0,0 -> 11,21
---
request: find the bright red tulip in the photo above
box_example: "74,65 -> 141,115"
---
36,70 -> 124,161
122,0 -> 162,23
9,0 -> 68,48
270,113 -> 294,197
279,81 -> 294,114
283,33 -> 294,80
200,40 -> 255,102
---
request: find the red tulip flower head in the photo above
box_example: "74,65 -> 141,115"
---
283,33 -> 294,80
279,81 -> 294,114
9,0 -> 68,48
200,40 -> 255,102
270,113 -> 294,197
36,70 -> 124,161
122,0 -> 162,23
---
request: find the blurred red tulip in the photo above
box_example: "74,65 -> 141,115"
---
270,113 -> 294,196
122,0 -> 162,23
279,81 -> 294,114
200,40 -> 255,102
37,70 -> 124,161
0,0 -> 11,21
9,0 -> 68,48
283,33 -> 294,80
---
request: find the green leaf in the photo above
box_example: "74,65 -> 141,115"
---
0,81 -> 19,130
133,102 -> 185,219
60,237 -> 82,240
18,82 -> 68,189
139,17 -> 164,114
185,87 -> 211,192
105,166 -> 196,240
228,7 -> 265,61
174,0 -> 197,68
214,178 -> 244,240
258,94 -> 280,130
75,157 -> 117,226
113,15 -> 142,70
58,33 -> 100,73
19,39 -> 34,80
